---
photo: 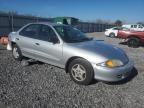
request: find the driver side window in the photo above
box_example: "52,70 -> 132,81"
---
38,25 -> 58,42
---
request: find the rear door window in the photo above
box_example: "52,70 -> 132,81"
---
19,24 -> 40,39
131,25 -> 134,28
134,25 -> 137,28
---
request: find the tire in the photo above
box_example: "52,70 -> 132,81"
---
68,58 -> 94,85
109,33 -> 115,38
12,44 -> 23,61
128,37 -> 140,48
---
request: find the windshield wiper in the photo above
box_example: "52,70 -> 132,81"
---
66,37 -> 93,43
80,37 -> 93,41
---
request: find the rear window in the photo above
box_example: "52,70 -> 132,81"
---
113,28 -> 118,30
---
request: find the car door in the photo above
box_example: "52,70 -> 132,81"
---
34,24 -> 63,67
16,24 -> 42,59
112,27 -> 119,36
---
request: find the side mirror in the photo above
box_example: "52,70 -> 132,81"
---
50,36 -> 59,44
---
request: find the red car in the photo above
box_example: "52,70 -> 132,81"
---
117,29 -> 144,47
0,35 -> 8,46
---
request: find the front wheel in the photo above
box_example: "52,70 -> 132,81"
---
12,44 -> 23,61
109,33 -> 115,38
127,37 -> 140,48
68,58 -> 94,85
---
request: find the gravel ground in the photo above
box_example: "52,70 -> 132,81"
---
0,32 -> 144,108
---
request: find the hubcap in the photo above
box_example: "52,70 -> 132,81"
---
129,39 -> 137,46
71,64 -> 86,81
110,34 -> 114,37
131,40 -> 136,45
13,47 -> 19,58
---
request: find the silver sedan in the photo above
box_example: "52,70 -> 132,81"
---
8,22 -> 134,85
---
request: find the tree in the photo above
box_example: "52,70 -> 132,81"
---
115,20 -> 123,26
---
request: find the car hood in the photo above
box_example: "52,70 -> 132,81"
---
66,40 -> 129,64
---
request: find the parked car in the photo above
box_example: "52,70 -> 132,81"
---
105,27 -> 122,37
122,24 -> 144,31
8,22 -> 134,85
117,29 -> 144,47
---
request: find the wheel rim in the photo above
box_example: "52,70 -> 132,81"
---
71,64 -> 86,81
110,33 -> 114,37
13,47 -> 19,58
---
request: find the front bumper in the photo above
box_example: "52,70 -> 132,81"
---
92,60 -> 134,82
7,41 -> 12,51
104,31 -> 109,36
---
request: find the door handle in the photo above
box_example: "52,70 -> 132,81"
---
35,43 -> 40,45
16,38 -> 19,40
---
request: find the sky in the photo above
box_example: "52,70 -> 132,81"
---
0,0 -> 144,23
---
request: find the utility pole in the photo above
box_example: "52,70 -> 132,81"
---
11,12 -> 14,32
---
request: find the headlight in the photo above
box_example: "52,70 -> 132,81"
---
97,59 -> 124,68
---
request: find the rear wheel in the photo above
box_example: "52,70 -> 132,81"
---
128,37 -> 140,48
109,33 -> 115,38
12,44 -> 23,61
68,58 -> 94,85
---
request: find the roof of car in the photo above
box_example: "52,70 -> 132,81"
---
29,22 -> 64,26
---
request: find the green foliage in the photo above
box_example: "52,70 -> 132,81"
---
115,20 -> 123,26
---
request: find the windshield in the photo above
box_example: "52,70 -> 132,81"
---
54,25 -> 92,43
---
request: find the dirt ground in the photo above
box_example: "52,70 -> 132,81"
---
0,32 -> 144,108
